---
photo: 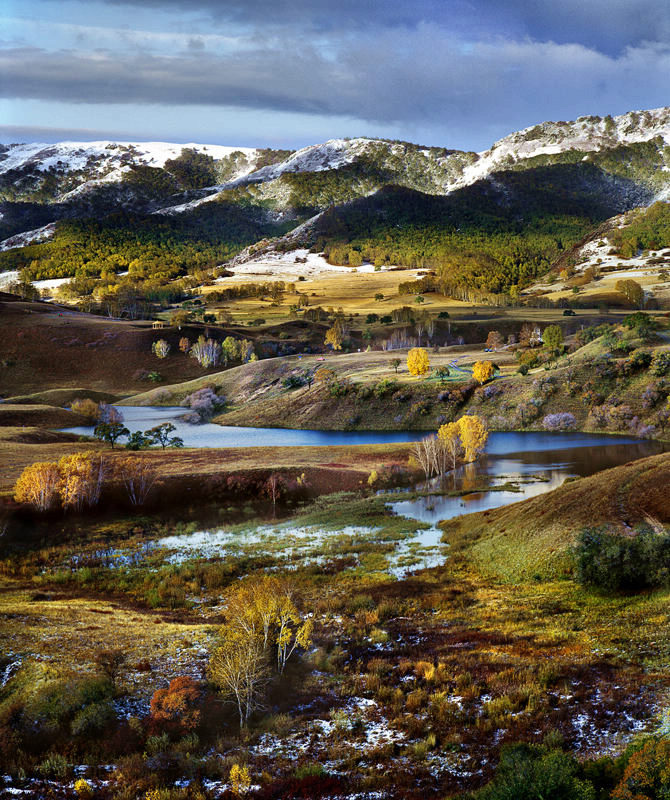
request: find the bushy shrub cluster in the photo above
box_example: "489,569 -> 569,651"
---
574,525 -> 670,591
542,412 -> 577,431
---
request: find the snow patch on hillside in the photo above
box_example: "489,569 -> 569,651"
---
0,141 -> 257,176
0,222 -> 56,251
458,106 -> 670,190
238,138 -> 377,184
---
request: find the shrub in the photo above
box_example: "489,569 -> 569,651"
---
542,413 -> 577,431
70,398 -> 100,422
282,374 -> 307,390
574,525 -> 670,591
612,737 -> 670,800
629,350 -> 653,370
71,700 -> 116,736
476,743 -> 594,800
181,387 -> 225,421
152,339 -> 171,359
38,752 -> 70,779
651,352 -> 670,377
149,676 -> 203,736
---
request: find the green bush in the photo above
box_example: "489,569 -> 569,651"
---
574,525 -> 670,592
651,352 -> 670,377
474,743 -> 595,800
71,700 -> 116,736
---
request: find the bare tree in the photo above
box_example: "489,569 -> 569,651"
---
116,457 -> 158,506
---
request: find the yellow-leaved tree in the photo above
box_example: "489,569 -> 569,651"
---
437,421 -> 463,472
229,763 -> 251,797
14,461 -> 61,512
472,360 -> 495,385
209,576 -> 313,727
58,453 -> 106,511
324,320 -> 344,350
457,415 -> 489,462
407,347 -> 430,376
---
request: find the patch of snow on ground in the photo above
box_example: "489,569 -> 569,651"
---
221,248 -> 408,280
0,270 -> 72,292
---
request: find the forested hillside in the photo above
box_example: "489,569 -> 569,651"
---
308,163 -> 644,294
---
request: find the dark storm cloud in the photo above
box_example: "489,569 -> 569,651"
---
40,0 -> 670,52
2,33 -> 670,129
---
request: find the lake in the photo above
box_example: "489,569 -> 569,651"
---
60,406 -> 667,456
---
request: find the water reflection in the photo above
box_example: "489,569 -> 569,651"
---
391,437 -> 667,527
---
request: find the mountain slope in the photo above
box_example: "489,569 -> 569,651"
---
2,106 -> 670,299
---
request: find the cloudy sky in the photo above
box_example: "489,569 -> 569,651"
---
1,0 -> 669,150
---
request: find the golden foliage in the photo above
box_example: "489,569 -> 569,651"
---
14,461 -> 61,511
230,764 -> 251,797
58,453 -> 106,511
70,398 -> 100,422
458,415 -> 489,462
324,323 -> 343,350
209,576 -> 313,727
407,347 -> 430,376
437,421 -> 463,471
472,360 -> 495,385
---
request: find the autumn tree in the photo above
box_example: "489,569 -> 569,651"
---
190,336 -> 222,368
437,421 -> 463,472
391,358 -> 401,373
314,367 -> 336,385
407,347 -> 430,376
325,321 -> 344,351
616,278 -> 644,308
612,737 -> 670,800
543,324 -> 564,354
472,360 -> 495,385
152,339 -> 170,359
58,453 -> 106,511
486,330 -> 504,350
14,461 -> 60,511
222,336 -> 239,363
170,309 -> 190,327
178,336 -> 190,353
458,415 -> 489,462
274,582 -> 313,674
209,576 -> 312,726
70,398 -> 100,422
149,676 -> 203,736
115,456 -> 158,505
209,628 -> 269,729
97,403 -> 124,426
264,473 -> 284,509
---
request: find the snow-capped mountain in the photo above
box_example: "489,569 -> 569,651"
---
2,105 -> 670,246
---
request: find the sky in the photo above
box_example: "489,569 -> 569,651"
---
1,0 -> 669,151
